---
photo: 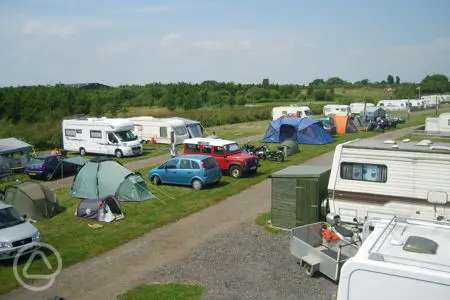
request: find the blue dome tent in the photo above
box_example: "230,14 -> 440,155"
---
262,118 -> 334,144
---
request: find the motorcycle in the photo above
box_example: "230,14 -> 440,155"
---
242,144 -> 285,162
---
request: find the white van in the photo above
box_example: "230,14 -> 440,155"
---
323,104 -> 350,117
272,106 -> 311,120
338,217 -> 450,300
129,117 -> 196,144
62,117 -> 143,158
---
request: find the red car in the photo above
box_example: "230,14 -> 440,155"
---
183,138 -> 258,178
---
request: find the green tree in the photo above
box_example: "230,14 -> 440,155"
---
262,78 -> 269,87
387,75 -> 394,85
421,74 -> 449,93
395,76 -> 400,85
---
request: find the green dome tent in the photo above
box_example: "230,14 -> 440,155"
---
3,181 -> 61,220
71,158 -> 154,202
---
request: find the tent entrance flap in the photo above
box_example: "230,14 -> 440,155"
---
279,125 -> 297,142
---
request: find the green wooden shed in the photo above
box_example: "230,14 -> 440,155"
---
270,165 -> 331,229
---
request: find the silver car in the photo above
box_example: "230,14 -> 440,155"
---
0,202 -> 41,260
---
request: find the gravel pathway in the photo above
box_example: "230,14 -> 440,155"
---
147,222 -> 336,300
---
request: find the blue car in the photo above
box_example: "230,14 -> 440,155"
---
24,154 -> 78,180
149,155 -> 221,190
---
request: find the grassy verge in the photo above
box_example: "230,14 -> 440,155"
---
255,212 -> 281,234
0,131 -> 376,294
117,283 -> 203,300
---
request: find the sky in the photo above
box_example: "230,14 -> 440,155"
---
0,0 -> 449,86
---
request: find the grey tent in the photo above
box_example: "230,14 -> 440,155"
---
71,158 -> 154,202
0,138 -> 33,177
3,181 -> 61,220
75,196 -> 124,222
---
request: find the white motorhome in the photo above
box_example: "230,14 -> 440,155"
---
62,117 -> 143,158
425,112 -> 450,134
377,99 -> 410,111
129,117 -> 196,144
349,102 -> 375,115
338,217 -> 450,300
272,106 -> 311,120
323,104 -> 350,117
328,139 -> 450,223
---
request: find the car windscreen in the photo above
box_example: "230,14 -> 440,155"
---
225,143 -> 240,153
0,207 -> 25,229
115,130 -> 138,142
202,157 -> 218,169
174,126 -> 187,136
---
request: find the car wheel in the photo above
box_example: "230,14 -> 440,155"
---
152,176 -> 161,185
115,149 -> 123,158
229,165 -> 242,178
79,148 -> 86,156
192,179 -> 203,190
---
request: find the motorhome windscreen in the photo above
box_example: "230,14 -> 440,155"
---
187,124 -> 202,137
0,207 -> 25,229
174,126 -> 187,136
115,131 -> 137,142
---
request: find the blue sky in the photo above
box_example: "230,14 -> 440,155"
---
0,0 -> 449,86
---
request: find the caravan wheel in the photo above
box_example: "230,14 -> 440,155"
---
79,148 -> 86,156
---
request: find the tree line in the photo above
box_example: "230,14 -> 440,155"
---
0,74 -> 448,124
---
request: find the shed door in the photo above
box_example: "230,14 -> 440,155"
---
296,178 -> 319,225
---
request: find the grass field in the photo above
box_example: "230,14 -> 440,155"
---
117,283 -> 203,300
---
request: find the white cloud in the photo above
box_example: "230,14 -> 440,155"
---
160,32 -> 181,47
21,20 -> 76,38
133,4 -> 173,14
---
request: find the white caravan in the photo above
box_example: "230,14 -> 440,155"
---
323,104 -> 350,117
377,99 -> 410,111
421,95 -> 445,108
272,106 -> 311,120
62,117 -> 143,158
349,102 -> 375,115
338,217 -> 450,300
129,117 -> 194,144
327,139 -> 450,224
407,99 -> 425,110
425,112 -> 450,134
170,117 -> 204,139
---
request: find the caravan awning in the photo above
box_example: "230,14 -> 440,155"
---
0,138 -> 33,155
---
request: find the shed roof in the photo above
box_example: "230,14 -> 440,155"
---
0,138 -> 33,155
271,165 -> 331,178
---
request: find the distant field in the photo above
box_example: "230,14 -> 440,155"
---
334,86 -> 390,102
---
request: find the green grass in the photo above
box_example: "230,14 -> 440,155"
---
117,283 -> 204,300
255,212 -> 281,234
205,120 -> 268,140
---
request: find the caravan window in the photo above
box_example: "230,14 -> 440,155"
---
340,162 -> 387,183
65,129 -> 77,137
90,130 -> 102,139
160,127 -> 168,138
174,126 -> 187,136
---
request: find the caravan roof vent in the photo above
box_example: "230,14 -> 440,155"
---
403,236 -> 438,255
402,138 -> 411,143
416,139 -> 433,146
383,140 -> 396,144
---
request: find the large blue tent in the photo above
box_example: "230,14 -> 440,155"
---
262,118 -> 334,144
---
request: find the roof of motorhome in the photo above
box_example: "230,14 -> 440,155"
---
183,137 -> 236,146
344,139 -> 450,154
64,117 -> 134,128
364,218 -> 450,273
171,117 -> 201,125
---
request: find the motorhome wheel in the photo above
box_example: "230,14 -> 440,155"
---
115,150 -> 123,158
